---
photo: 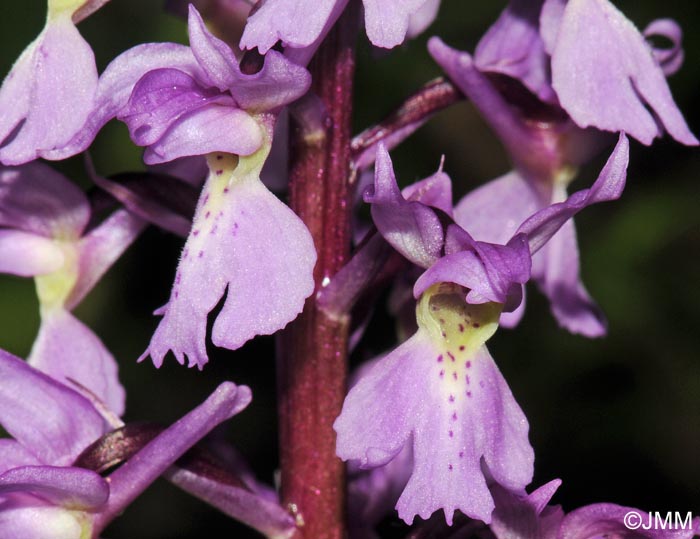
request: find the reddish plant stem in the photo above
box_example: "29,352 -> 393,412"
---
277,9 -> 358,539
351,77 -> 462,164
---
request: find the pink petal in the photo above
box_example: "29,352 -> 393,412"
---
406,0 -> 440,39
0,162 -> 90,238
550,0 -> 697,145
454,170 -> 545,246
68,208 -> 147,309
475,0 -> 557,104
0,348 -> 106,466
143,105 -> 263,164
532,217 -> 606,337
120,68 -> 235,147
0,16 -> 97,165
0,230 -> 64,277
363,0 -> 431,48
187,5 -> 239,90
0,465 -> 109,510
28,309 -> 126,416
239,0 -> 344,53
366,145 -> 446,269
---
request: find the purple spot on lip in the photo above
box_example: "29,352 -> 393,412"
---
452,372 -> 457,380
466,361 -> 471,368
448,394 -> 455,403
437,354 -> 443,363
459,451 -> 464,458
458,323 -> 465,332
216,169 -> 223,175
448,430 -> 454,438
467,390 -> 472,398
459,345 -> 465,351
193,229 -> 200,236
441,331 -> 447,338
223,187 -> 230,194
174,291 -> 179,298
448,464 -> 453,471
452,412 -> 458,421
216,155 -> 223,160
473,322 -> 480,328
439,370 -> 445,378
198,250 -> 204,258
448,351 -> 456,362
205,211 -> 211,219
439,318 -> 445,324
202,193 -> 210,204
465,375 -> 470,385
479,381 -> 485,388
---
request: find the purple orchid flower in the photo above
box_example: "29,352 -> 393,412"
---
429,1 -> 680,336
334,148 -> 528,526
240,0 -> 441,60
428,0 -> 696,335
0,0 -> 110,165
0,347 -> 253,539
93,6 -> 317,368
334,138 -> 627,525
334,276 -> 534,525
0,162 -> 146,415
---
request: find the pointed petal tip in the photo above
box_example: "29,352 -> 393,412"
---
186,3 -> 200,19
137,350 -> 157,367
529,478 -> 562,514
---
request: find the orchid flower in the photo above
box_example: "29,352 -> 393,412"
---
428,0 -> 696,336
334,138 -> 627,524
0,0 -> 110,165
0,347 -> 252,539
0,162 -> 146,414
107,6 -> 316,368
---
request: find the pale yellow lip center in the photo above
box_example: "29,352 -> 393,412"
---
35,240 -> 79,312
417,282 -> 501,358
48,0 -> 87,19
416,283 -> 502,470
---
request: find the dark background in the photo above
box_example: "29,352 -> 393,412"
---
0,1 -> 698,537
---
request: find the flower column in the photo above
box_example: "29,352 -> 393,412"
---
277,7 -> 358,539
